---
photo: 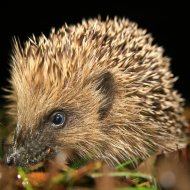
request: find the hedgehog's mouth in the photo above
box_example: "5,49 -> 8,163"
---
26,147 -> 57,168
26,148 -> 56,170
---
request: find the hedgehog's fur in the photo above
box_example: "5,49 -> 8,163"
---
5,17 -> 186,167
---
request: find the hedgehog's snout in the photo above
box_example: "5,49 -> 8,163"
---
5,145 -> 56,167
5,130 -> 57,167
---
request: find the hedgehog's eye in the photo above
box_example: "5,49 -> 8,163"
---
50,111 -> 66,128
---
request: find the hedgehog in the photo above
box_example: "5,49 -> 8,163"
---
4,17 -> 186,167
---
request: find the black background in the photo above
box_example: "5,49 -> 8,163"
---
0,2 -> 189,106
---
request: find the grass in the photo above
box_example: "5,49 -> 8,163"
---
17,167 -> 34,190
0,149 -> 157,190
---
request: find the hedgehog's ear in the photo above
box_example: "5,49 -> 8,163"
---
95,72 -> 115,120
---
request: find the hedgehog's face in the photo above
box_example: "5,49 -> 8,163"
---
6,111 -> 66,167
5,66 -> 115,167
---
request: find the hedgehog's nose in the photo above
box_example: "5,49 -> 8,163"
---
5,155 -> 14,166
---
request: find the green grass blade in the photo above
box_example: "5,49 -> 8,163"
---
17,167 -> 33,190
116,158 -> 138,169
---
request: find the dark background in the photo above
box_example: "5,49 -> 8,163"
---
0,2 -> 189,106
